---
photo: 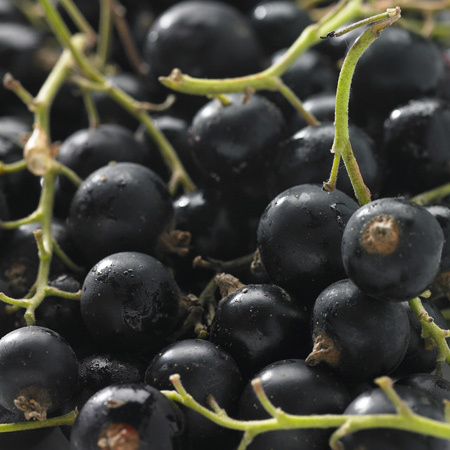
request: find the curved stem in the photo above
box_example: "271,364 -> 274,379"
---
39,0 -> 196,194
408,297 -> 450,372
159,0 -> 365,97
328,7 -> 401,205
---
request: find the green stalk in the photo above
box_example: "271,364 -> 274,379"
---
0,410 -> 77,433
38,0 -> 196,193
163,374 -> 450,450
327,7 -> 401,205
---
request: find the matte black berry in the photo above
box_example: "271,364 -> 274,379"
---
70,383 -> 186,450
68,162 -> 174,266
257,183 -> 359,303
306,279 -> 410,382
80,252 -> 179,351
0,326 -> 78,420
145,339 -> 243,449
209,283 -> 311,380
341,197 -> 444,302
239,359 -> 350,450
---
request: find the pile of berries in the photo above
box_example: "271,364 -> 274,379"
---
1,0 -> 450,449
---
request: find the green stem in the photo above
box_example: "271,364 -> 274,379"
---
277,79 -> 320,126
0,160 -> 28,175
39,0 -> 196,194
408,297 -> 450,369
33,33 -> 89,138
411,182 -> 450,206
44,286 -> 81,301
55,162 -> 83,187
97,0 -> 112,70
329,7 -> 400,205
164,374 -> 450,450
159,0 -> 364,97
0,409 -> 77,433
57,0 -> 97,44
38,0 -> 94,78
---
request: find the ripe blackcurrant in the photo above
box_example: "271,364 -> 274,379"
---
341,197 -> 444,302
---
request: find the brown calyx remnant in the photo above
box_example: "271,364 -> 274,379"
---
215,273 -> 245,299
97,423 -> 140,450
361,215 -> 400,256
305,332 -> 340,368
14,386 -> 52,421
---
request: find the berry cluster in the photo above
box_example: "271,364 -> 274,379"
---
1,0 -> 450,449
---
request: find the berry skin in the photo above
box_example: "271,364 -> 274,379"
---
267,123 -> 381,199
239,359 -> 351,450
68,162 -> 174,266
0,326 -> 79,421
249,1 -> 312,56
209,283 -> 311,380
143,1 -> 263,80
187,93 -> 285,208
341,197 -> 444,302
340,385 -> 450,449
145,339 -> 243,449
395,373 -> 450,410
382,98 -> 450,196
306,279 -> 411,383
257,183 -> 359,304
80,252 -> 180,352
70,383 -> 187,450
350,26 -> 444,128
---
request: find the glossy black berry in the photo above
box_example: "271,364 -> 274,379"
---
209,283 -> 311,380
70,383 -> 186,450
257,183 -> 359,303
188,93 -> 285,207
68,162 -> 174,266
65,353 -> 143,418
350,27 -> 444,128
341,197 -> 444,302
340,385 -> 450,449
249,1 -> 312,56
143,1 -> 263,79
239,359 -> 351,450
267,123 -> 381,199
0,326 -> 78,420
145,339 -> 243,449
80,252 -> 179,351
306,279 -> 411,382
55,124 -> 151,217
382,98 -> 450,196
